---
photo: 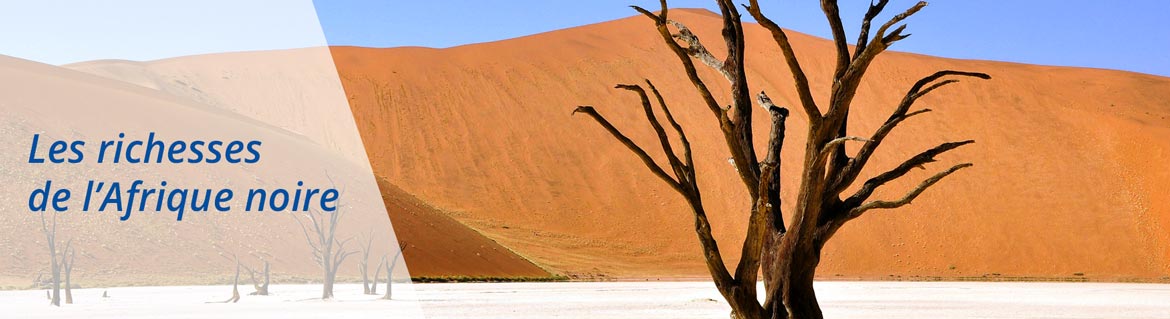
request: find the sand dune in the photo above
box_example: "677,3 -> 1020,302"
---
0,53 -> 407,287
63,51 -> 552,281
329,9 -> 1170,280
376,177 -> 549,278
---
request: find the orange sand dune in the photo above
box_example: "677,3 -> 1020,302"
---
376,177 -> 549,278
334,9 -> 1170,280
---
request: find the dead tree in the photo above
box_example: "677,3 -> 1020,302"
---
38,213 -> 61,307
358,231 -> 375,295
382,242 -> 408,300
61,241 -> 75,304
243,259 -> 270,296
573,1 -> 988,318
218,256 -> 241,303
371,255 -> 385,295
294,177 -> 355,300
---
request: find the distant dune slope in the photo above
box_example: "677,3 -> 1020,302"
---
64,50 -> 549,281
330,9 -> 1170,280
0,54 -> 397,287
376,177 -> 549,278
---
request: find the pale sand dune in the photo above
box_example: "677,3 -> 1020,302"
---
328,9 -> 1170,280
0,54 -> 410,288
59,51 -> 553,280
65,48 -> 369,166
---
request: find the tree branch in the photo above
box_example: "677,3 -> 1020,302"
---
632,3 -> 726,120
832,71 -> 989,193
854,0 -> 890,59
745,0 -> 822,124
616,83 -> 688,183
668,20 -> 730,82
845,140 -> 974,206
646,80 -> 694,173
826,1 -> 928,124
847,162 -> 973,218
573,106 -> 684,194
820,0 -> 850,80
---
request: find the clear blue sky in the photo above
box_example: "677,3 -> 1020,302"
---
314,0 -> 1170,77
0,1 -> 325,65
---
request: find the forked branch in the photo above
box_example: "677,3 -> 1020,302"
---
745,0 -> 822,123
572,106 -> 684,194
847,162 -> 973,219
832,71 -> 989,193
845,140 -> 975,207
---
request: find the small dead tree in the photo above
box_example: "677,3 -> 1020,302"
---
370,254 -> 385,295
217,256 -> 241,303
294,175 -> 355,300
61,241 -> 75,304
382,242 -> 408,300
38,212 -> 62,307
358,231 -> 375,295
573,1 -> 987,318
242,259 -> 270,296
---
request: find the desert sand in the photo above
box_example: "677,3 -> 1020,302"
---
329,9 -> 1170,280
5,281 -> 1168,318
1,283 -> 424,318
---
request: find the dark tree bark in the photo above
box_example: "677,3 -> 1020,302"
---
574,1 -> 988,318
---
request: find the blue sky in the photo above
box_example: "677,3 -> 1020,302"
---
314,0 -> 1170,77
0,1 -> 325,65
0,1 -> 1164,77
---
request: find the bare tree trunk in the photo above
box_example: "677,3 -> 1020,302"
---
245,260 -> 270,296
382,259 -> 393,300
293,175 -> 355,301
227,257 -> 241,303
359,232 -> 373,295
322,247 -> 334,300
262,260 -> 270,295
40,213 -> 61,307
63,246 -> 74,305
383,243 -> 407,300
371,255 -> 385,295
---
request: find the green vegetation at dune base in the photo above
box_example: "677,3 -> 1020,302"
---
410,275 -> 570,283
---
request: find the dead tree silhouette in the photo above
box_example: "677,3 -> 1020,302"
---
371,253 -> 385,295
61,241 -> 75,304
219,256 -> 242,303
382,242 -> 408,300
573,1 -> 987,318
38,213 -> 65,307
294,174 -> 356,300
242,259 -> 270,296
358,230 -> 376,295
